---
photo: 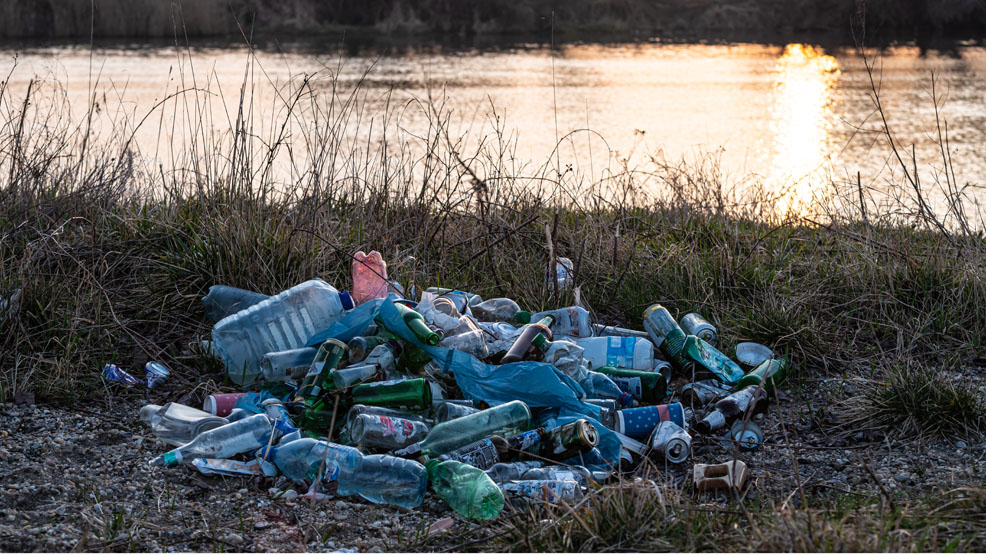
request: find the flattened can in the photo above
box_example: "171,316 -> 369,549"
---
649,420 -> 691,463
680,313 -> 718,347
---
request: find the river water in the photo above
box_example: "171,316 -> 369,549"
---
3,39 -> 985,215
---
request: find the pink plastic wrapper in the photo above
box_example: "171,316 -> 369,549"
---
352,250 -> 389,305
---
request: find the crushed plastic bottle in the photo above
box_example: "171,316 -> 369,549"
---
140,403 -> 229,447
150,414 -> 276,467
352,251 -> 389,306
426,459 -> 504,521
580,371 -> 634,407
260,437 -> 363,484
470,298 -> 531,326
531,306 -> 592,339
212,279 -> 354,385
340,454 -> 427,509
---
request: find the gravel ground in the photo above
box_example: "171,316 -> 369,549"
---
2,379 -> 985,553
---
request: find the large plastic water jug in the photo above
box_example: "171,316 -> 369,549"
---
212,279 -> 354,385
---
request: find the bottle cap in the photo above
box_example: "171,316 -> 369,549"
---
338,291 -> 355,311
515,311 -> 532,325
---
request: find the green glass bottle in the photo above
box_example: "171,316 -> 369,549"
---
735,356 -> 790,394
682,335 -> 744,385
594,366 -> 667,404
393,303 -> 441,346
425,459 -> 504,521
351,378 -> 432,411
642,304 -> 691,371
394,400 -> 532,458
293,339 -> 347,402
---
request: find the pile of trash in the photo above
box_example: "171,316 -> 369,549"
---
107,252 -> 790,520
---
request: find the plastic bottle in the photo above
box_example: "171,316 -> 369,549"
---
574,336 -> 656,371
425,459 -> 504,521
470,298 -> 531,325
439,328 -> 490,360
503,480 -> 583,505
260,437 -> 363,484
260,347 -> 319,382
212,279 -> 354,385
139,403 -> 229,447
735,357 -> 791,394
500,315 -> 555,364
521,465 -> 592,487
579,371 -> 635,407
150,414 -> 275,466
424,288 -> 482,313
351,251 -> 389,306
530,307 -> 592,339
394,400 -> 532,458
349,414 -> 430,450
485,461 -> 544,484
592,324 -> 650,339
594,366 -> 667,404
340,454 -> 427,509
694,387 -> 768,434
546,257 -> 575,292
201,285 -> 269,324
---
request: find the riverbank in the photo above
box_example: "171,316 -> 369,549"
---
2,0 -> 984,40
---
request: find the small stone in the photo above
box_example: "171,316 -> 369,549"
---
223,533 -> 244,545
957,441 -> 968,449
282,489 -> 299,501
254,521 -> 271,530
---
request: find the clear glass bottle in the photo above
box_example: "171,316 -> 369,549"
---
394,400 -> 532,458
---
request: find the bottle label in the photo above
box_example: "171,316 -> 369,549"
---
612,376 -> 643,400
606,337 -> 637,367
359,378 -> 406,389
376,416 -> 420,440
514,430 -> 541,452
440,439 -> 499,470
162,450 -> 182,466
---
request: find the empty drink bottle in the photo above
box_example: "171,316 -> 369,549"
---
424,288 -> 482,313
694,387 -> 768,434
434,401 -> 481,422
339,454 -> 427,509
260,347 -> 319,382
150,414 -> 274,466
575,336 -> 656,371
594,366 -> 667,404
349,414 -> 430,450
351,378 -> 432,411
735,356 -> 791,394
395,400 -> 532,458
521,465 -> 592,487
347,335 -> 389,364
351,251 -> 389,306
212,279 -> 354,385
426,459 -> 504,520
531,306 -> 592,338
201,285 -> 269,324
485,461 -> 544,483
500,316 -> 554,363
580,371 -> 635,408
294,339 -> 348,402
260,437 -> 363,484
139,403 -> 229,447
470,298 -> 531,325
503,480 -> 583,505
390,303 -> 440,346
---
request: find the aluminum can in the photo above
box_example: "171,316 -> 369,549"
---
144,361 -> 171,388
649,420 -> 691,463
680,313 -> 718,346
615,402 -> 685,439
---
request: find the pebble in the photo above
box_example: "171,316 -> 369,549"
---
223,533 -> 244,545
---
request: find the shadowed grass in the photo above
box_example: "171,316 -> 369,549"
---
865,364 -> 986,438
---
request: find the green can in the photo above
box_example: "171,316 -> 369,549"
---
594,366 -> 667,404
351,377 -> 433,411
735,356 -> 791,394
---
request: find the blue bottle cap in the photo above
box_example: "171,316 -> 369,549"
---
338,291 -> 354,310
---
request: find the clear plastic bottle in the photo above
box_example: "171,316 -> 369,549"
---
531,307 -> 593,339
574,336 -> 656,371
394,400 -> 532,458
201,285 -> 269,324
139,403 -> 229,447
425,459 -> 504,521
260,347 -> 319,382
438,328 -> 490,359
260,437 -> 363,484
503,479 -> 583,505
470,298 -> 531,325
150,414 -> 274,466
579,371 -> 635,407
352,251 -> 389,306
212,279 -> 354,385
424,288 -> 482,313
485,461 -> 544,484
340,454 -> 427,509
349,414 -> 431,450
521,465 -> 592,487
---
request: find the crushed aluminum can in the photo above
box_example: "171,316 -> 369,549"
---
680,313 -> 718,346
680,379 -> 731,407
649,420 -> 692,463
101,364 -> 142,387
144,361 -> 171,389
